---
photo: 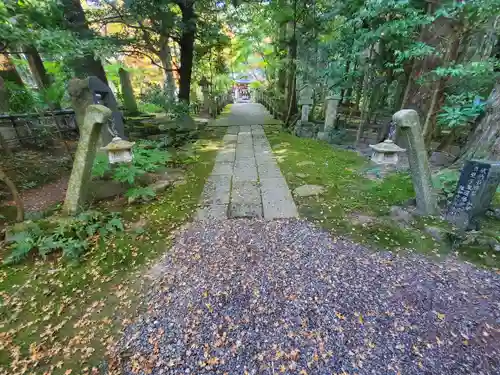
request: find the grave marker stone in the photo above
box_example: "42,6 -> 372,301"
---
68,76 -> 125,144
446,160 -> 500,230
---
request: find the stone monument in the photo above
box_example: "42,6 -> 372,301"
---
118,68 -> 138,114
298,84 -> 314,122
199,76 -> 211,114
63,105 -> 113,215
68,76 -> 125,144
317,95 -> 340,141
393,109 -> 438,215
445,160 -> 500,231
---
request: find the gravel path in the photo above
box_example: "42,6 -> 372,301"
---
113,219 -> 500,374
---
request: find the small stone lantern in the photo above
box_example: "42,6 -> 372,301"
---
369,139 -> 406,165
199,76 -> 210,91
101,136 -> 135,164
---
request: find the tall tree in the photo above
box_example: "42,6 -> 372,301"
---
61,0 -> 108,83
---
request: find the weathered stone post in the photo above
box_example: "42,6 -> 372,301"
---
393,109 -> 438,215
62,105 -> 112,215
317,95 -> 340,141
118,68 -> 138,114
299,85 -> 314,122
199,77 -> 211,113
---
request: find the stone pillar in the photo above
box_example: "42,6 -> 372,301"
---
62,105 -> 112,215
202,88 -> 210,112
298,84 -> 314,122
324,96 -> 340,133
118,68 -> 138,114
301,104 -> 310,122
393,109 -> 438,215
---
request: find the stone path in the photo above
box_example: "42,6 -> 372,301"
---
197,104 -> 297,220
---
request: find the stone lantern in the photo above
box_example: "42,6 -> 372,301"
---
369,139 -> 405,165
199,77 -> 211,113
101,136 -> 135,164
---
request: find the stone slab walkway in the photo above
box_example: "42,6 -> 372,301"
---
197,104 -> 297,220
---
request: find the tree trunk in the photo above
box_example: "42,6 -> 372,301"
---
422,33 -> 461,143
61,0 -> 108,84
159,37 -> 176,103
454,82 -> 500,165
0,167 -> 24,222
177,1 -> 196,104
25,46 -> 51,89
285,25 -> 297,125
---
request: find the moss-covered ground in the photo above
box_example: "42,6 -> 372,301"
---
265,126 -> 500,270
0,126 -> 226,375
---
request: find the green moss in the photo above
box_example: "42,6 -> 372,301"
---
265,127 -> 442,253
266,127 -> 500,268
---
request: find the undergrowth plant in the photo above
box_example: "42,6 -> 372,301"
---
92,140 -> 170,201
4,211 -> 124,265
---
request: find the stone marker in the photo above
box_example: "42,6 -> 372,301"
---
118,68 -> 138,114
318,95 -> 340,141
298,84 -> 314,122
393,109 -> 438,215
63,105 -> 112,215
445,160 -> 500,231
199,76 -> 211,113
68,76 -> 125,144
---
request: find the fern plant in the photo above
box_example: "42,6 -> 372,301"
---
3,211 -> 124,265
91,142 -> 171,202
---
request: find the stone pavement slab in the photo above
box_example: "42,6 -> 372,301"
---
211,161 -> 234,176
200,175 -> 231,205
196,104 -> 297,221
233,158 -> 258,181
260,177 -> 298,219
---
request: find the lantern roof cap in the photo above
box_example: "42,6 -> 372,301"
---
101,136 -> 135,151
369,139 -> 405,153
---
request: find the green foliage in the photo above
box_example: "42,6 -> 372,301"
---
91,141 -> 170,201
4,211 -> 124,265
437,94 -> 485,128
4,82 -> 37,113
433,169 -> 460,199
125,186 -> 156,201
